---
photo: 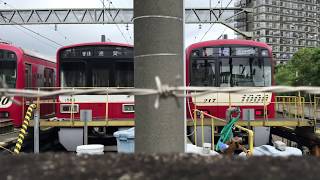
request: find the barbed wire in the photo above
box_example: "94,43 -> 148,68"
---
1,76 -> 320,108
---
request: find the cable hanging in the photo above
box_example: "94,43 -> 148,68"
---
1,76 -> 320,109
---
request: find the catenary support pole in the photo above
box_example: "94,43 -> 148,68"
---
134,0 -> 185,153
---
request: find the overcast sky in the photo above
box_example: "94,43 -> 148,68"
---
0,0 -> 236,59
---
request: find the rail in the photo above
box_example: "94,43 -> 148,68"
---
193,109 -> 254,154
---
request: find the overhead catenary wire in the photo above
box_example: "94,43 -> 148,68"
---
0,0 -> 64,47
7,25 -> 59,49
199,0 -> 234,41
194,0 -> 221,41
100,0 -> 131,44
1,0 -> 71,44
0,16 -> 63,47
103,0 -> 133,41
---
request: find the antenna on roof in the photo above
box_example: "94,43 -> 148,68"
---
101,35 -> 106,42
0,39 -> 11,44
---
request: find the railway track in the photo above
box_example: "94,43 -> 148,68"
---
0,127 -> 65,154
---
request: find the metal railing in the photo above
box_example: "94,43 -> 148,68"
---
275,95 -> 305,119
192,109 -> 254,154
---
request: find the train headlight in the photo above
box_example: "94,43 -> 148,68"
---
60,104 -> 79,113
122,104 -> 134,113
0,111 -> 9,118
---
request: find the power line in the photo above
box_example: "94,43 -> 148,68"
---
199,23 -> 215,41
0,0 -> 64,47
8,25 -> 58,49
199,0 -> 234,41
0,76 -> 320,108
100,0 -> 130,44
195,0 -> 221,41
216,27 -> 227,39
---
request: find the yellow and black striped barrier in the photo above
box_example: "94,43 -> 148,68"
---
13,104 -> 37,155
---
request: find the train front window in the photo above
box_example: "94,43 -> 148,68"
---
0,50 -> 17,88
61,62 -> 86,87
190,59 -> 216,86
190,46 -> 272,87
91,61 -> 133,87
222,57 -> 268,87
115,62 -> 133,87
91,62 -> 111,87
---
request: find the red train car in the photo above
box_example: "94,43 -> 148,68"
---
56,40 -> 274,123
0,43 -> 56,127
186,39 -> 275,120
56,42 -> 134,121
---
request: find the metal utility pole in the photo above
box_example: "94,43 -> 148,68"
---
134,0 -> 185,153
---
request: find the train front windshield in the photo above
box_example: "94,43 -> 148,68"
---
190,46 -> 272,87
0,50 -> 17,88
60,46 -> 133,87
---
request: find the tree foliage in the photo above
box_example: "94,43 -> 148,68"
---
275,48 -> 320,86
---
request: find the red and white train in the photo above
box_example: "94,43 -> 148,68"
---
186,39 -> 275,120
56,42 -> 134,121
0,42 -> 56,127
55,40 -> 274,149
56,40 -> 274,123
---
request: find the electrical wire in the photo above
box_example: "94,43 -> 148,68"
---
1,75 -> 320,108
100,0 -> 130,44
0,0 -> 64,47
199,0 -> 234,41
104,0 -> 133,41
7,25 -> 59,49
195,0 -> 221,41
216,27 -> 227,39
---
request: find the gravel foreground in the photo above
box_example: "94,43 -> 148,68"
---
0,153 -> 319,180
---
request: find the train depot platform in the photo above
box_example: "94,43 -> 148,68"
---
0,153 -> 319,180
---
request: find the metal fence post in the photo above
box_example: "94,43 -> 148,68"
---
34,110 -> 40,154
80,110 -> 92,145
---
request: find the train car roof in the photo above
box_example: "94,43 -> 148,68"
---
0,42 -> 55,62
57,42 -> 133,53
186,39 -> 272,52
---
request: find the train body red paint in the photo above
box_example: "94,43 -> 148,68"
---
0,43 -> 56,126
186,39 -> 275,120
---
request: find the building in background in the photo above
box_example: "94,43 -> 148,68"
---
235,0 -> 320,64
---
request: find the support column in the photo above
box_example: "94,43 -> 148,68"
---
34,110 -> 40,154
134,0 -> 185,153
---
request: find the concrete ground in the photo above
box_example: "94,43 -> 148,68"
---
0,153 -> 319,180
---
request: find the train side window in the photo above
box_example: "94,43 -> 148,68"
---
25,64 -> 32,88
44,68 -> 54,87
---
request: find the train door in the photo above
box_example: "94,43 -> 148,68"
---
25,64 -> 32,88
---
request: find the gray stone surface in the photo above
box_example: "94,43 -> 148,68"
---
0,153 -> 319,180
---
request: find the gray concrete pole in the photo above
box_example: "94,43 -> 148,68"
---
134,0 -> 185,153
34,110 -> 39,154
80,110 -> 92,145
